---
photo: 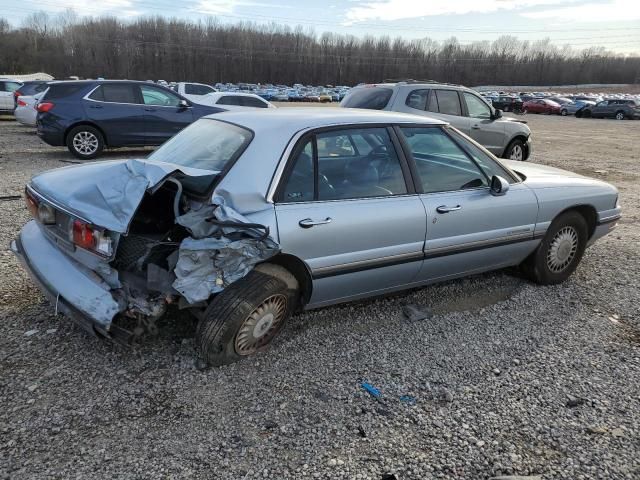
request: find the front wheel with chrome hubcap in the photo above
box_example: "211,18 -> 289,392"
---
196,267 -> 299,367
521,211 -> 588,285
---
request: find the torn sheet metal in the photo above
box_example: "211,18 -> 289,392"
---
30,159 -> 217,233
173,202 -> 279,304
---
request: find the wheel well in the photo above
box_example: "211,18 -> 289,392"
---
64,122 -> 107,146
259,254 -> 313,309
557,205 -> 597,238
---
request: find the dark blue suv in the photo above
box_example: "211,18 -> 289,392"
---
37,80 -> 226,159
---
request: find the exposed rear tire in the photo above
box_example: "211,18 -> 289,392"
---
521,211 -> 588,285
615,111 -> 626,120
195,268 -> 298,367
66,125 -> 104,159
560,109 -> 568,116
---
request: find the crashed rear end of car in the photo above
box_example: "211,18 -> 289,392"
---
11,119 -> 279,345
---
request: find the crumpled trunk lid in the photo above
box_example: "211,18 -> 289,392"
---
30,159 -> 217,233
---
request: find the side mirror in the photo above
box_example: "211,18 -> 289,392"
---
492,108 -> 503,119
490,175 -> 509,196
179,99 -> 191,108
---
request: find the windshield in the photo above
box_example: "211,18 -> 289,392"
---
148,119 -> 253,172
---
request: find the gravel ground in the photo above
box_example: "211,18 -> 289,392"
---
0,113 -> 638,479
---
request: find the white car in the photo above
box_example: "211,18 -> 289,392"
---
172,82 -> 218,106
14,91 -> 45,126
202,92 -> 275,110
0,79 -> 22,113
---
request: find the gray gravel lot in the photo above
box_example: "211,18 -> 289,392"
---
0,114 -> 638,479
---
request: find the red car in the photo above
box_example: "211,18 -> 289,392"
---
523,99 -> 562,114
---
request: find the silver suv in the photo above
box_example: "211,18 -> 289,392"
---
341,81 -> 532,161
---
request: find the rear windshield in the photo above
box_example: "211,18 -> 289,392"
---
148,119 -> 253,173
341,87 -> 393,110
44,83 -> 85,100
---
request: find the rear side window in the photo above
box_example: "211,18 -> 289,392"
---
278,127 -> 407,202
217,96 -> 243,106
241,97 -> 268,108
184,84 -> 215,95
43,83 -> 85,100
2,81 -> 22,92
434,90 -> 462,116
101,84 -> 138,104
406,89 -> 429,110
341,87 -> 392,110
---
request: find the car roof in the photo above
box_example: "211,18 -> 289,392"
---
206,107 -> 447,132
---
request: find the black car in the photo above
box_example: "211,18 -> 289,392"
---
36,80 -> 226,159
491,96 -> 524,112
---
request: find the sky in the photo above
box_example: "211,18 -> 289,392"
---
4,0 -> 640,53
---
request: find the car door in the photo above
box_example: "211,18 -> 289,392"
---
274,126 -> 427,307
397,125 -> 539,282
139,84 -> 194,145
428,89 -> 471,134
84,83 -> 147,146
462,91 -> 504,156
591,100 -> 608,117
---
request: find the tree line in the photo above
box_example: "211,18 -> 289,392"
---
1,11 -> 639,86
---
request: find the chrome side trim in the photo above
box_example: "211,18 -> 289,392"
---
312,251 -> 424,279
597,213 -> 621,225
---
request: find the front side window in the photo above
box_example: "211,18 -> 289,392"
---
434,90 -> 462,116
140,85 -> 181,106
463,92 -> 491,119
279,127 -> 407,202
100,84 -> 138,104
184,84 -> 215,95
148,119 -> 252,172
400,127 -> 487,193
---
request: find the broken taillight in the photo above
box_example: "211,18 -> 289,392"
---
17,99 -> 27,107
71,219 -> 113,257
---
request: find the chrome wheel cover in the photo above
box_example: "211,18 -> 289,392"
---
509,144 -> 524,161
615,112 -> 624,120
235,294 -> 287,355
547,226 -> 579,273
73,131 -> 98,155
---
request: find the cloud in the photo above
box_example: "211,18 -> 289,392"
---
344,0 -> 585,23
191,0 -> 290,15
31,0 -> 137,16
521,0 -> 640,22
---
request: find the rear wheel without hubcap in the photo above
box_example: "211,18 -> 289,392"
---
615,111 -> 625,120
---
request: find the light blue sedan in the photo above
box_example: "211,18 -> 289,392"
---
12,108 -> 621,365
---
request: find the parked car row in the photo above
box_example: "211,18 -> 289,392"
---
480,89 -> 640,120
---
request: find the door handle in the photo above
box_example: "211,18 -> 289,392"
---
144,107 -> 156,112
471,124 -> 480,129
89,105 -> 103,109
298,217 -> 332,228
436,205 -> 462,214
